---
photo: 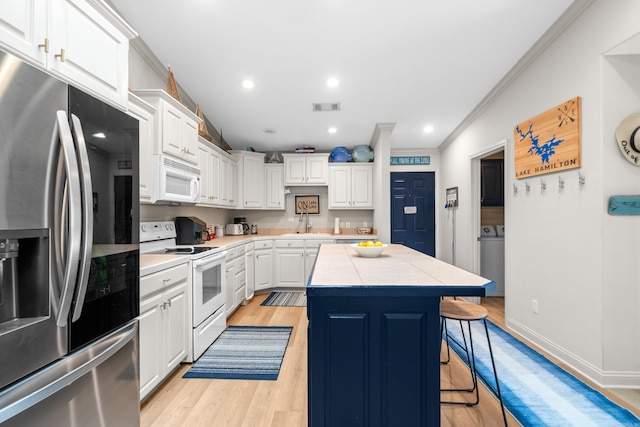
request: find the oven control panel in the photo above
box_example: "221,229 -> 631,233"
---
140,221 -> 176,242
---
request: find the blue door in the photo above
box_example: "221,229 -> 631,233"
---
391,172 -> 436,256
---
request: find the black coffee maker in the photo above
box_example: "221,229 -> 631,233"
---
233,217 -> 250,235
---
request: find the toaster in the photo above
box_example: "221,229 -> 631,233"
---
225,224 -> 244,235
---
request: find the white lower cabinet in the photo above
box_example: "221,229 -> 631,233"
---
225,245 -> 247,317
275,240 -> 305,288
139,263 -> 189,401
254,240 -> 274,291
275,239 -> 334,288
245,243 -> 255,301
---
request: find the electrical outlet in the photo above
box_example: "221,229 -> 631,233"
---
363,222 -> 368,227
346,221 -> 350,228
288,217 -> 295,222
532,299 -> 538,314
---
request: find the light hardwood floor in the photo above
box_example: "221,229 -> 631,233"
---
140,295 -> 638,426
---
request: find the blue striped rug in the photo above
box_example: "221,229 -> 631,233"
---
183,326 -> 292,380
261,290 -> 306,307
445,319 -> 640,426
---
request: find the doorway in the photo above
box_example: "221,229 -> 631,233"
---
390,172 -> 435,255
470,142 -> 506,308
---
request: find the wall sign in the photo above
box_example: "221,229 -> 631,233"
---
390,156 -> 430,165
295,195 -> 320,214
514,96 -> 581,179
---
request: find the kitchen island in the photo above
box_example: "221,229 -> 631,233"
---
307,244 -> 496,427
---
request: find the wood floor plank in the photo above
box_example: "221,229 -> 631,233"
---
141,295 -> 638,426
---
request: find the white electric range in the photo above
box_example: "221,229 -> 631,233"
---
140,221 -> 227,362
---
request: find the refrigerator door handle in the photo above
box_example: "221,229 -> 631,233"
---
70,114 -> 93,322
55,111 -> 82,328
0,322 -> 138,424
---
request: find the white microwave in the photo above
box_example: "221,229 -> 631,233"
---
152,155 -> 201,204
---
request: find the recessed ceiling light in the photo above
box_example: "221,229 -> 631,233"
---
241,79 -> 255,89
326,78 -> 339,88
423,125 -> 434,133
327,127 -> 337,134
92,132 -> 106,138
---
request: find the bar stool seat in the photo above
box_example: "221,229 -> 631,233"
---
440,299 -> 508,426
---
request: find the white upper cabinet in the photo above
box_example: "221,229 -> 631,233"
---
133,90 -> 201,165
0,0 -> 136,109
127,93 -> 156,203
282,153 -> 328,185
231,151 -> 265,209
329,163 -> 374,209
265,164 -> 285,210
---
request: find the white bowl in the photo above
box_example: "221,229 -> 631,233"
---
351,243 -> 387,258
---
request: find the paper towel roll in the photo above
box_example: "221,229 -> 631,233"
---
334,217 -> 340,234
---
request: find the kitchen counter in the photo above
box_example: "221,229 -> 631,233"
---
140,230 -> 379,276
306,244 -> 495,427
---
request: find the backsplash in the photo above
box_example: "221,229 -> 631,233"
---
140,186 -> 373,232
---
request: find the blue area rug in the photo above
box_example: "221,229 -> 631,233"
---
183,326 -> 292,380
445,319 -> 640,426
261,290 -> 306,307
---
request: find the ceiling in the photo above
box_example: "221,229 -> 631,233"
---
109,0 -> 578,153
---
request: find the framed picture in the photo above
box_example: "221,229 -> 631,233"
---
295,195 -> 320,214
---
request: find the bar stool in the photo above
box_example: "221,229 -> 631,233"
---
440,299 -> 508,426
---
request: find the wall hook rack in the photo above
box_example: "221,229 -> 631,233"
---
525,181 -> 530,193
558,176 -> 565,191
513,183 -> 518,195
541,179 -> 547,192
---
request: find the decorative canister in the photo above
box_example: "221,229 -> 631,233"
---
351,145 -> 374,162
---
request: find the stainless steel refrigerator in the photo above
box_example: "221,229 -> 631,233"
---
0,49 -> 140,426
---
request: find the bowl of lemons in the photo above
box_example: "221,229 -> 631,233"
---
352,241 -> 387,258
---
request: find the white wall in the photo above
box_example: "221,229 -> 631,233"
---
439,0 -> 640,387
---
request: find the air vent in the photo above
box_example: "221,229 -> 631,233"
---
312,103 -> 341,112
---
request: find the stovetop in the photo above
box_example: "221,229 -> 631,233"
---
140,221 -> 223,259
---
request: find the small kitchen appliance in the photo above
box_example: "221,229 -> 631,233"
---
233,217 -> 250,235
225,224 -> 244,236
175,216 -> 207,244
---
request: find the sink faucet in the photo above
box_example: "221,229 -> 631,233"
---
299,206 -> 312,233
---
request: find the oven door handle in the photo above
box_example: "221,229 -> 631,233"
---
192,251 -> 227,270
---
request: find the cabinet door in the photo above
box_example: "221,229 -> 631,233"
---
183,117 -> 199,164
329,167 -> 351,208
306,156 -> 328,184
275,249 -> 305,288
160,101 -> 186,160
481,160 -> 504,206
197,144 -> 212,205
128,94 -> 155,203
49,0 -> 130,108
209,149 -> 221,205
0,0 -> 47,66
163,282 -> 189,372
351,165 -> 373,208
139,292 -> 163,400
245,250 -> 255,300
225,263 -> 235,316
255,249 -> 273,291
242,154 -> 264,208
265,164 -> 285,209
284,157 -> 306,185
305,249 -> 318,286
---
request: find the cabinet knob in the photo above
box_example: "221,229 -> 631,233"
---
55,49 -> 65,62
162,278 -> 171,283
38,38 -> 49,53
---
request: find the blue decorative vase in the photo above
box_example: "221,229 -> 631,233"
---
351,145 -> 374,162
330,146 -> 352,162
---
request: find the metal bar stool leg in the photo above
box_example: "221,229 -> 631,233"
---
481,319 -> 508,426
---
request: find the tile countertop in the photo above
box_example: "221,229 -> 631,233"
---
140,229 -> 379,277
308,243 -> 496,297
